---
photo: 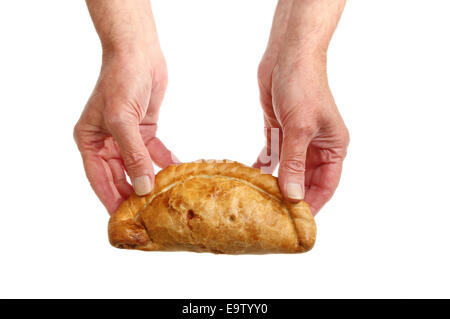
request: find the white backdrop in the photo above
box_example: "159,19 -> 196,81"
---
0,0 -> 449,298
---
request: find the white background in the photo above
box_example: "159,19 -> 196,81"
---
0,0 -> 449,298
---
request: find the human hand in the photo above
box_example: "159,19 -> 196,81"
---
74,49 -> 178,214
74,0 -> 178,214
253,0 -> 348,215
254,53 -> 349,215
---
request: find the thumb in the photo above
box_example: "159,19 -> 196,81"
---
278,126 -> 313,202
106,114 -> 154,196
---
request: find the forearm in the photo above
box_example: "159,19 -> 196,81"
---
264,0 -> 294,62
265,0 -> 346,65
283,0 -> 346,61
86,0 -> 160,55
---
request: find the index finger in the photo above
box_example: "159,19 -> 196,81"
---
304,161 -> 343,215
82,152 -> 123,215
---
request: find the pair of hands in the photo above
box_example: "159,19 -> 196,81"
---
74,0 -> 349,216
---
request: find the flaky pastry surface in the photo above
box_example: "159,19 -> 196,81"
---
108,160 -> 316,254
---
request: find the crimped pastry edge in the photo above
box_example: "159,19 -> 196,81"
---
108,160 -> 316,254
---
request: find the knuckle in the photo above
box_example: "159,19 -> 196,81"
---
279,157 -> 306,174
73,122 -> 87,146
291,124 -> 316,137
154,72 -> 168,90
257,61 -> 270,80
283,114 -> 317,138
334,124 -> 350,149
152,63 -> 168,90
257,61 -> 273,91
73,122 -> 81,141
104,109 -> 133,130
343,126 -> 350,146
257,60 -> 273,89
123,151 -> 148,170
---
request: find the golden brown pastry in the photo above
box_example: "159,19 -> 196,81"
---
108,160 -> 316,254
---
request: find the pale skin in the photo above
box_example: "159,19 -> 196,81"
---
74,0 -> 349,215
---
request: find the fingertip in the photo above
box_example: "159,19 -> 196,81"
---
170,153 -> 182,164
278,171 -> 305,203
147,137 -> 181,168
82,153 -> 124,216
310,206 -> 319,217
304,185 -> 333,217
286,182 -> 304,199
284,196 -> 303,204
132,175 -> 153,196
105,196 -> 124,216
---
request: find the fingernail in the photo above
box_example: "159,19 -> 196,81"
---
133,175 -> 152,196
286,183 -> 304,200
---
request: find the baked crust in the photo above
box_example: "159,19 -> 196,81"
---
108,160 -> 316,254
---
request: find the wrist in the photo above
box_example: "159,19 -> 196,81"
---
101,39 -> 164,71
272,47 -> 329,90
278,42 -> 327,70
101,33 -> 161,58
271,0 -> 345,69
87,0 -> 161,62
